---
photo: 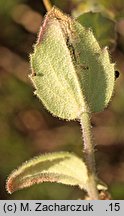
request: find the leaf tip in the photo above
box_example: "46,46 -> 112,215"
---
37,6 -> 69,44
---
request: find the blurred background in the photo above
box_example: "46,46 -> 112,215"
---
0,0 -> 124,200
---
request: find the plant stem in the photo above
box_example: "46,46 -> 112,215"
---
43,0 -> 52,12
80,112 -> 99,199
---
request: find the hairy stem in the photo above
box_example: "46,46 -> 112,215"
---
80,112 -> 99,199
43,0 -> 52,11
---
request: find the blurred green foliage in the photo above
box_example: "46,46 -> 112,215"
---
0,0 -> 22,14
0,0 -> 124,199
77,12 -> 116,49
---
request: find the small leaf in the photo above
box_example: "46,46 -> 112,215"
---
77,12 -> 116,49
30,7 -> 115,120
6,152 -> 88,194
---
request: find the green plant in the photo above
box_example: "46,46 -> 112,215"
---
6,6 -> 117,200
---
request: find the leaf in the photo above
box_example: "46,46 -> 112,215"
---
77,12 -> 116,49
30,7 -> 115,120
6,152 -> 88,194
72,0 -> 95,17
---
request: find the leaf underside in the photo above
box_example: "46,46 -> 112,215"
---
6,152 -> 88,194
30,7 -> 115,120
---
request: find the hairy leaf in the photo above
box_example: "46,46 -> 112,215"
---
30,7 -> 115,120
6,152 -> 88,194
